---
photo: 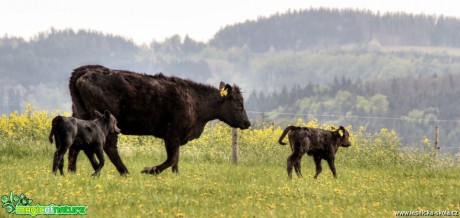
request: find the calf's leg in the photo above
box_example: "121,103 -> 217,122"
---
84,150 -> 99,172
287,151 -> 301,179
313,155 -> 323,179
53,144 -> 69,176
294,155 -> 303,178
326,157 -> 337,179
53,150 -> 66,175
67,148 -> 80,173
53,136 -> 71,175
53,134 -> 65,175
92,148 -> 105,177
58,157 -> 64,176
294,141 -> 309,178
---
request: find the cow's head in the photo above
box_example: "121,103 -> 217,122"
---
95,110 -> 121,134
218,82 -> 251,129
337,126 -> 351,147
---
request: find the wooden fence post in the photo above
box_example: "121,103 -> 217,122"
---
434,126 -> 439,159
232,128 -> 238,165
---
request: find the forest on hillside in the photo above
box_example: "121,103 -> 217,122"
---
211,8 -> 460,51
1,8 -> 460,151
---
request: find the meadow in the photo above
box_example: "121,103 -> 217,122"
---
1,105 -> 459,217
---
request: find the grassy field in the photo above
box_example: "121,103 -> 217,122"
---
1,107 -> 459,217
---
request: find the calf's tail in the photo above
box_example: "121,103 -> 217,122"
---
48,126 -> 54,143
278,126 -> 296,145
49,117 -> 58,143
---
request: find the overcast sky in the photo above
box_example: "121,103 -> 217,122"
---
1,0 -> 459,44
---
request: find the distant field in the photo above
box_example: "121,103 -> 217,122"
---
1,109 -> 459,217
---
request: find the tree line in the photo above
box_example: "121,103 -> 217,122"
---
247,73 -> 460,153
211,8 -> 460,52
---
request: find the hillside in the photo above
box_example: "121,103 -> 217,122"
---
211,8 -> 460,52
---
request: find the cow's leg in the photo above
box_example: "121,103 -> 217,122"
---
326,156 -> 337,179
142,139 -> 179,175
171,149 -> 180,174
313,155 -> 323,179
67,148 -> 80,173
83,150 -> 99,171
92,148 -> 105,178
104,134 -> 129,175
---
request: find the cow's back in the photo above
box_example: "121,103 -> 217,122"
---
69,65 -> 187,137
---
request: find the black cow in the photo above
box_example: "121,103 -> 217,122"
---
49,110 -> 121,177
68,65 -> 251,175
278,126 -> 351,179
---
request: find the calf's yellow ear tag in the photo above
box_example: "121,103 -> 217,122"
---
338,129 -> 344,137
220,87 -> 228,97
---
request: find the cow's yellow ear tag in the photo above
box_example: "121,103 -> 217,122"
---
220,88 -> 228,97
338,129 -> 344,137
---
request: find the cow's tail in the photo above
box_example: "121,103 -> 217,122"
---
69,66 -> 89,117
69,65 -> 108,119
278,126 -> 297,145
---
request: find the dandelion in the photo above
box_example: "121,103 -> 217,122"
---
95,184 -> 103,191
332,187 -> 343,194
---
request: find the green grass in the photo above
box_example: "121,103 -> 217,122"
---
1,136 -> 459,218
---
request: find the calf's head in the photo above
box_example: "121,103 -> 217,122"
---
337,126 -> 351,147
218,82 -> 251,130
95,110 -> 121,134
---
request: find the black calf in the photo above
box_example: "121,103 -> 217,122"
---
278,126 -> 351,179
49,110 -> 120,177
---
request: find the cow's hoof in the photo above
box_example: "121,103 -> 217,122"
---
141,166 -> 160,175
91,172 -> 100,178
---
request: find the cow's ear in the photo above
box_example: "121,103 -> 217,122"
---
94,110 -> 103,117
225,84 -> 232,94
104,110 -> 111,119
219,82 -> 226,90
219,82 -> 232,98
338,126 -> 345,137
